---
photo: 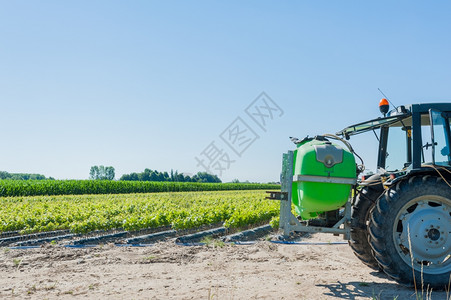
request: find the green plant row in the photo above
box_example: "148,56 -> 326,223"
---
0,190 -> 280,234
0,180 -> 279,197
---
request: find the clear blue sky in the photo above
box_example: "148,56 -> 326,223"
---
1,1 -> 450,182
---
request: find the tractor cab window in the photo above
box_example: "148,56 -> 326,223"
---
421,119 -> 433,164
385,125 -> 409,172
430,109 -> 451,166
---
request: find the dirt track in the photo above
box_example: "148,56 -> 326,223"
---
0,233 -> 449,300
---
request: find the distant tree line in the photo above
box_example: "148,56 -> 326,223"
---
0,171 -> 54,180
120,169 -> 221,183
89,166 -> 115,180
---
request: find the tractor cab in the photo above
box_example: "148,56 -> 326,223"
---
336,103 -> 451,182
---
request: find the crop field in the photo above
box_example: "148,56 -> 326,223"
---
0,190 -> 279,235
2,188 -> 448,299
0,180 -> 279,197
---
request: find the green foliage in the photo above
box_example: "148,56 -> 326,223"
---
0,190 -> 280,234
120,169 -> 221,183
0,171 -> 53,180
191,172 -> 221,183
0,180 -> 279,197
269,216 -> 279,228
89,166 -> 115,180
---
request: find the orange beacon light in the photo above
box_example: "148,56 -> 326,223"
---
379,98 -> 389,116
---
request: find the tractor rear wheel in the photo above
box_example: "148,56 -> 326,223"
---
349,175 -> 383,270
368,175 -> 451,289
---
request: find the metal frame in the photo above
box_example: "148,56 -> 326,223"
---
268,151 -> 352,240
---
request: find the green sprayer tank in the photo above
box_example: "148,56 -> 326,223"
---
292,137 -> 356,219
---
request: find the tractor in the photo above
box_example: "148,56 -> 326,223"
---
268,101 -> 451,289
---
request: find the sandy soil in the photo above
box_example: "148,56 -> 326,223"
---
0,233 -> 449,300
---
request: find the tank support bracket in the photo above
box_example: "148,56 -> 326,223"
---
266,191 -> 289,201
